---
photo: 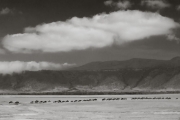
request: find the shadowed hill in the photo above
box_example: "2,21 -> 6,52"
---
0,57 -> 180,93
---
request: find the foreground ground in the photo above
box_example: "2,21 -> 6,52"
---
0,94 -> 180,120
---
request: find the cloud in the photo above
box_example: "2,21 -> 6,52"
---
0,7 -> 22,15
167,34 -> 180,41
2,10 -> 179,53
116,1 -> 132,9
141,0 -> 171,9
104,0 -> 132,9
104,0 -> 113,6
177,5 -> 180,11
0,8 -> 12,15
0,61 -> 76,74
0,49 -> 5,54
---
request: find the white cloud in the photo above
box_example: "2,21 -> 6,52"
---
0,61 -> 76,74
2,10 -> 179,53
141,0 -> 171,9
104,0 -> 132,9
0,8 -> 12,15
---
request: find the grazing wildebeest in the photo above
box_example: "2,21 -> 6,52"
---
106,98 -> 110,101
15,101 -> 19,105
116,98 -> 120,100
102,98 -> 106,101
166,97 -> 171,99
9,101 -> 13,104
132,97 -> 136,100
121,98 -> 127,100
35,100 -> 39,103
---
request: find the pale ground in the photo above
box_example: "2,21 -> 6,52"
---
0,94 -> 180,120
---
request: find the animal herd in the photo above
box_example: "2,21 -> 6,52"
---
131,97 -> 173,100
102,97 -> 127,101
8,97 -> 177,105
8,101 -> 19,105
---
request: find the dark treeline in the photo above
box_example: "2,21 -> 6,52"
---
0,91 -> 180,95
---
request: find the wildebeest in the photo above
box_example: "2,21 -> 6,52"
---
102,98 -> 106,101
166,97 -> 171,99
121,98 -> 127,100
9,101 -> 13,104
15,101 -> 19,105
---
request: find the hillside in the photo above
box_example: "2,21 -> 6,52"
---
0,57 -> 180,93
73,57 -> 180,70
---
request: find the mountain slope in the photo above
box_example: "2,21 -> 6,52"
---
73,56 -> 180,71
0,57 -> 180,93
72,58 -> 167,70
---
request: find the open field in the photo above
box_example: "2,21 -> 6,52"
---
0,94 -> 180,120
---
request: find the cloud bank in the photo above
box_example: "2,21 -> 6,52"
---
2,10 -> 179,53
141,0 -> 171,9
0,61 -> 75,74
104,0 -> 132,9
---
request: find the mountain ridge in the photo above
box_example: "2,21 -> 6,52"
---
72,57 -> 180,70
0,56 -> 180,93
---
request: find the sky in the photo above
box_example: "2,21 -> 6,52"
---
0,0 -> 180,74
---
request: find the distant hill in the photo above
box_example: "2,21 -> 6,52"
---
72,56 -> 180,70
0,57 -> 180,94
